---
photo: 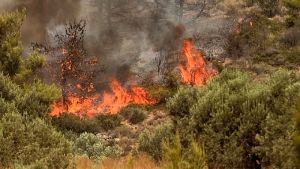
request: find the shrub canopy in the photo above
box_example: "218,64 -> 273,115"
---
167,69 -> 300,169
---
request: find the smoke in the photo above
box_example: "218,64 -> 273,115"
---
0,0 -> 186,85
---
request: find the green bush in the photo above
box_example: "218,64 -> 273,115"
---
167,69 -> 300,169
284,0 -> 300,15
53,113 -> 122,133
52,113 -> 100,134
120,107 -> 147,124
74,132 -> 122,160
0,113 -> 72,168
138,122 -> 174,161
257,0 -> 280,17
0,73 -> 61,118
148,85 -> 175,104
95,114 -> 122,131
162,132 -> 208,169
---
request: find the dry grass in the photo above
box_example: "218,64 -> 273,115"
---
76,155 -> 160,169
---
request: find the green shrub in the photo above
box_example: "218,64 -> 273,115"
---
138,122 -> 174,161
148,85 -> 175,104
167,69 -> 300,169
284,0 -> 300,15
52,113 -> 123,134
0,113 -> 72,168
74,132 -> 122,160
52,113 -> 100,134
162,132 -> 208,169
120,107 -> 147,124
95,114 -> 122,131
0,73 -> 61,118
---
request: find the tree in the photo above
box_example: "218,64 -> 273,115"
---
167,69 -> 300,168
34,20 -> 97,111
0,10 -> 24,76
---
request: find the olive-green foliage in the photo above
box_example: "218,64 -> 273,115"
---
257,0 -> 280,17
52,113 -> 123,133
227,11 -> 300,69
0,10 -> 24,76
148,85 -> 175,104
138,122 -> 174,161
162,132 -> 208,169
0,112 -> 72,168
14,51 -> 45,83
0,10 -> 72,169
52,113 -> 100,134
0,10 -> 45,81
228,13 -> 283,58
284,0 -> 300,13
167,69 -> 300,169
120,107 -> 146,124
95,114 -> 122,131
74,132 -> 122,160
0,73 -> 61,118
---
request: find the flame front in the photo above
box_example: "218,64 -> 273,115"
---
50,80 -> 156,117
179,39 -> 217,86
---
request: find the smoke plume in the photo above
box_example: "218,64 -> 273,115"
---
0,0 -> 186,85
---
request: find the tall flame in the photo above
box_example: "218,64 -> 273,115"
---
50,80 -> 156,117
179,39 -> 217,86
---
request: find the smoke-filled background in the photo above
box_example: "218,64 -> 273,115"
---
0,0 -> 231,85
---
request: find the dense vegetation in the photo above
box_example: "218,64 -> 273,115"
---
0,0 -> 300,168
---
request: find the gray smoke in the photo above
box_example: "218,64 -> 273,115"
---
0,0 -> 186,84
0,0 -> 232,87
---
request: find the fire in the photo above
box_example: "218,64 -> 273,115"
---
179,39 -> 217,86
50,80 -> 156,117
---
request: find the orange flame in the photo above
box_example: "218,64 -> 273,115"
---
50,80 -> 156,117
179,39 -> 217,86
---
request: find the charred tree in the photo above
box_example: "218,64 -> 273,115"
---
33,20 -> 98,111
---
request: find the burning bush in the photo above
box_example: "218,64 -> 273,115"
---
179,39 -> 218,86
